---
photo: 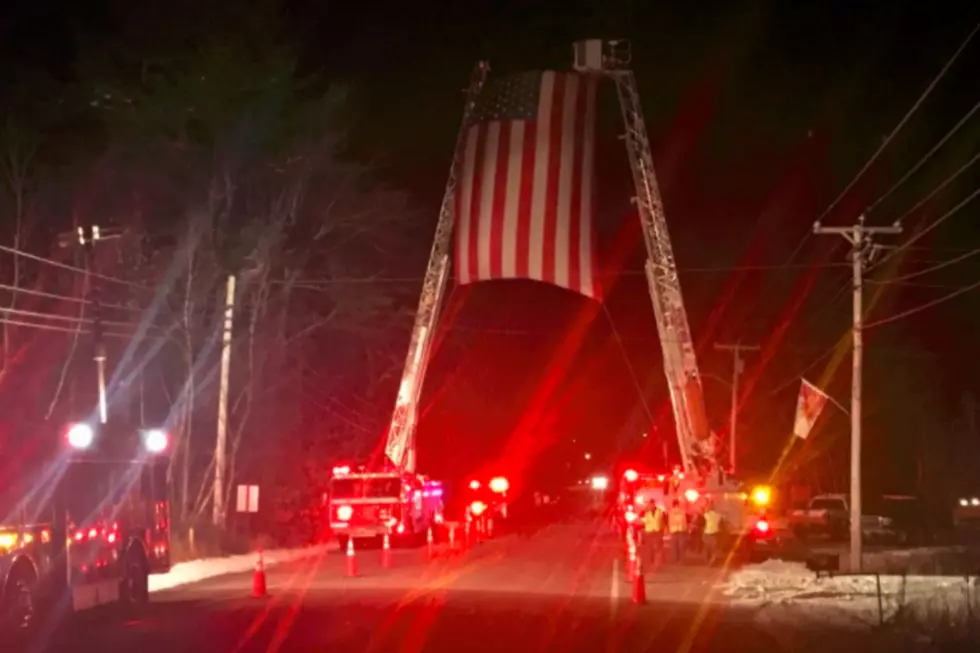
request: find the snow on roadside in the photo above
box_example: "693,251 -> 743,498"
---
149,544 -> 331,592
722,559 -> 980,630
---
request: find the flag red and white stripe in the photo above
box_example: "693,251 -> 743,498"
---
454,70 -> 600,298
793,378 -> 830,440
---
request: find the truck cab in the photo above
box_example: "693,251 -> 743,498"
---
1,421 -> 171,633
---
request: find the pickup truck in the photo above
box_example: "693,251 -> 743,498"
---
789,493 -> 897,542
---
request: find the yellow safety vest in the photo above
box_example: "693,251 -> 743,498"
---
703,510 -> 722,535
643,508 -> 663,533
668,508 -> 687,533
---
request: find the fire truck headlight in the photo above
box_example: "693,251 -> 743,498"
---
623,469 -> 639,483
66,423 -> 95,450
972,498 -> 980,507
590,475 -> 609,491
336,505 -> 353,521
143,429 -> 169,454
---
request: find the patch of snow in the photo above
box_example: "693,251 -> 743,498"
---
149,544 -> 331,592
723,559 -> 980,631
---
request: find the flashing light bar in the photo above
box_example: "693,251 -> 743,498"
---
332,465 -> 351,476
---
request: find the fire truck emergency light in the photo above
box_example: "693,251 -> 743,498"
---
750,486 -> 772,507
623,469 -> 639,482
468,480 -> 480,490
489,477 -> 509,494
590,475 -> 609,491
684,488 -> 700,503
143,428 -> 169,453
66,423 -> 95,450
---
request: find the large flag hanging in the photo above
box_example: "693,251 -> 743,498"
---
793,378 -> 830,440
454,70 -> 600,298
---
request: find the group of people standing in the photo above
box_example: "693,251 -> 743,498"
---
637,499 -> 722,567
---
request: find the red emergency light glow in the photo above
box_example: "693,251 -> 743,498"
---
336,505 -> 353,521
470,501 -> 487,517
468,480 -> 480,490
624,509 -> 637,524
332,465 -> 351,476
623,469 -> 639,482
755,518 -> 770,534
489,477 -> 509,494
684,489 -> 700,503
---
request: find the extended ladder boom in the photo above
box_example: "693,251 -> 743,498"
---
384,62 -> 490,472
574,40 -> 716,479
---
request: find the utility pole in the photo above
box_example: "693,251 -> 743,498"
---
714,341 -> 760,476
60,225 -> 123,424
213,274 -> 237,528
814,215 -> 901,572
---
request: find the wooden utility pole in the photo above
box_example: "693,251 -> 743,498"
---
213,274 -> 237,528
713,342 -> 759,475
814,215 -> 901,571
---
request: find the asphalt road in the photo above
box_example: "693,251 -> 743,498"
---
14,522 -> 916,653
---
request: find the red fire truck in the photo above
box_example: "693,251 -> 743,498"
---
1,421 -> 172,634
463,476 -> 510,534
327,465 -> 445,549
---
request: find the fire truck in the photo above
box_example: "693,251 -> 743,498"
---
463,477 -> 510,534
1,421 -> 171,634
374,39 -> 759,537
327,465 -> 445,549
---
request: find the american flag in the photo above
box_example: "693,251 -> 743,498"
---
454,70 -> 600,298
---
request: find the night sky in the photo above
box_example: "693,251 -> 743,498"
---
3,1 -> 980,496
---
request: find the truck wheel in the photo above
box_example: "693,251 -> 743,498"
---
120,550 -> 150,608
1,561 -> 38,634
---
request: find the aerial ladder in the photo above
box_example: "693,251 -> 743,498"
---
383,41 -> 734,499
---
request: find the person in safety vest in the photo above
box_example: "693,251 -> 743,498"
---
667,499 -> 688,564
701,501 -> 723,565
642,503 -> 665,568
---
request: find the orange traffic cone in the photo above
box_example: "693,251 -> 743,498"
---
382,531 -> 392,568
252,549 -> 268,598
632,556 -> 647,605
346,537 -> 357,577
426,526 -> 435,558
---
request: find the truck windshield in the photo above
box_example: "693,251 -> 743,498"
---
330,477 -> 401,499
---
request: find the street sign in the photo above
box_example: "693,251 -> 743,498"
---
236,484 -> 259,513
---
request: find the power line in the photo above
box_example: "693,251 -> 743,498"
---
0,282 -> 144,313
865,276 -> 980,329
0,243 -> 152,292
0,306 -> 146,331
813,22 -> 979,227
871,243 -> 980,284
867,99 -> 980,214
874,184 -> 980,268
285,261 -> 854,287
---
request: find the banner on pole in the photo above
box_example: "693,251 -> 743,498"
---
793,379 -> 829,440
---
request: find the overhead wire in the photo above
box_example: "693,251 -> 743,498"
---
0,281 -> 144,313
0,243 -> 153,292
866,99 -> 980,214
864,275 -> 980,328
782,21 -> 980,268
